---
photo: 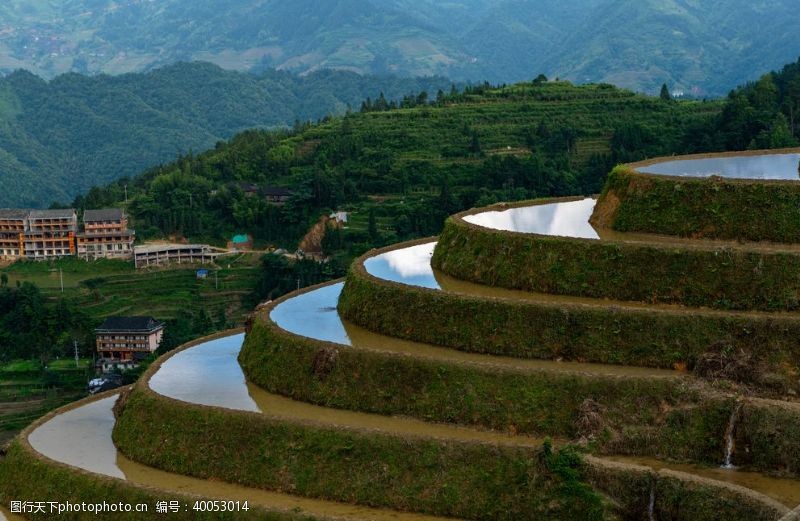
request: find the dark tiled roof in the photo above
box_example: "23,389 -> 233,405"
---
264,187 -> 293,197
0,209 -> 29,219
238,182 -> 260,192
95,316 -> 163,332
84,208 -> 124,222
29,209 -> 76,220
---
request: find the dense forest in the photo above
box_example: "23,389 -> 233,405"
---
76,78 -> 722,264
0,62 -> 453,207
715,59 -> 800,151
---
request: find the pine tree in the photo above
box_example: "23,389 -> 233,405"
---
660,83 -> 671,101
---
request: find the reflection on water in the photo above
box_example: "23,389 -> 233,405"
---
637,153 -> 800,180
28,396 -> 124,479
463,198 -> 600,238
270,282 -> 351,344
27,395 -> 450,521
149,334 -> 259,412
272,283 -> 675,378
365,243 -> 439,288
364,243 -> 439,288
151,334 -> 547,444
362,242 -> 708,315
608,455 -> 800,508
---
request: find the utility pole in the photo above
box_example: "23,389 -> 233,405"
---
74,340 -> 79,368
124,184 -> 128,204
59,267 -> 63,293
296,278 -> 300,291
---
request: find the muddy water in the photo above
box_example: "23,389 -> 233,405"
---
116,453 -> 453,520
636,153 -> 800,180
362,240 -> 722,313
149,333 -> 260,412
27,395 -> 125,479
25,394 -> 454,521
0,505 -> 25,521
608,455 -> 800,508
270,283 -> 677,378
245,381 -> 545,447
149,332 -> 546,446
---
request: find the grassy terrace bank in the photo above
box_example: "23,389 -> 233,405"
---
114,336 -> 606,520
431,196 -> 800,312
111,332 -> 789,521
243,284 -> 724,461
591,148 -> 800,243
248,283 -> 800,475
342,241 -> 800,393
0,390 -> 319,521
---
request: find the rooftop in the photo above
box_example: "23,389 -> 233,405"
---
133,243 -> 219,255
29,209 -> 76,220
264,187 -> 293,197
95,316 -> 164,332
84,208 -> 124,222
0,209 -> 29,220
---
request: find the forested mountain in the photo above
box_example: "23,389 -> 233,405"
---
77,79 -> 723,266
1,0 -> 799,95
0,62 -> 452,207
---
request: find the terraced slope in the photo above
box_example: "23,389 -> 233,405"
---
5,151 -> 800,520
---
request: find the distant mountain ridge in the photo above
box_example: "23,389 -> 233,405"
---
1,0 -> 799,94
0,61 -> 452,207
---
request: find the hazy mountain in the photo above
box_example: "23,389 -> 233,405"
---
0,61 -> 452,207
0,0 -> 798,94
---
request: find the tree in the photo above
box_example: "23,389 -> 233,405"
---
469,130 -> 482,155
659,83 -> 671,101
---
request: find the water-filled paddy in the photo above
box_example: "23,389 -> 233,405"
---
636,153 -> 800,180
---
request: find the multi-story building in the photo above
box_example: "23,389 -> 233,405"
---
77,208 -> 135,260
0,207 -> 135,261
95,316 -> 165,371
133,243 -> 220,268
0,209 -> 28,259
23,209 -> 77,260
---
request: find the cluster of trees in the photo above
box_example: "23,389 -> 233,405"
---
0,280 -> 91,364
715,59 -> 800,150
246,254 -> 346,307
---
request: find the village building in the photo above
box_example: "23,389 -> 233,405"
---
76,208 -> 135,260
23,209 -> 78,260
95,316 -> 164,371
227,233 -> 253,251
238,182 -> 260,198
0,209 -> 28,259
133,243 -> 221,268
264,187 -> 293,205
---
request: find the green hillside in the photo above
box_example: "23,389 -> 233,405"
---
80,79 -> 722,264
0,61 -> 453,207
